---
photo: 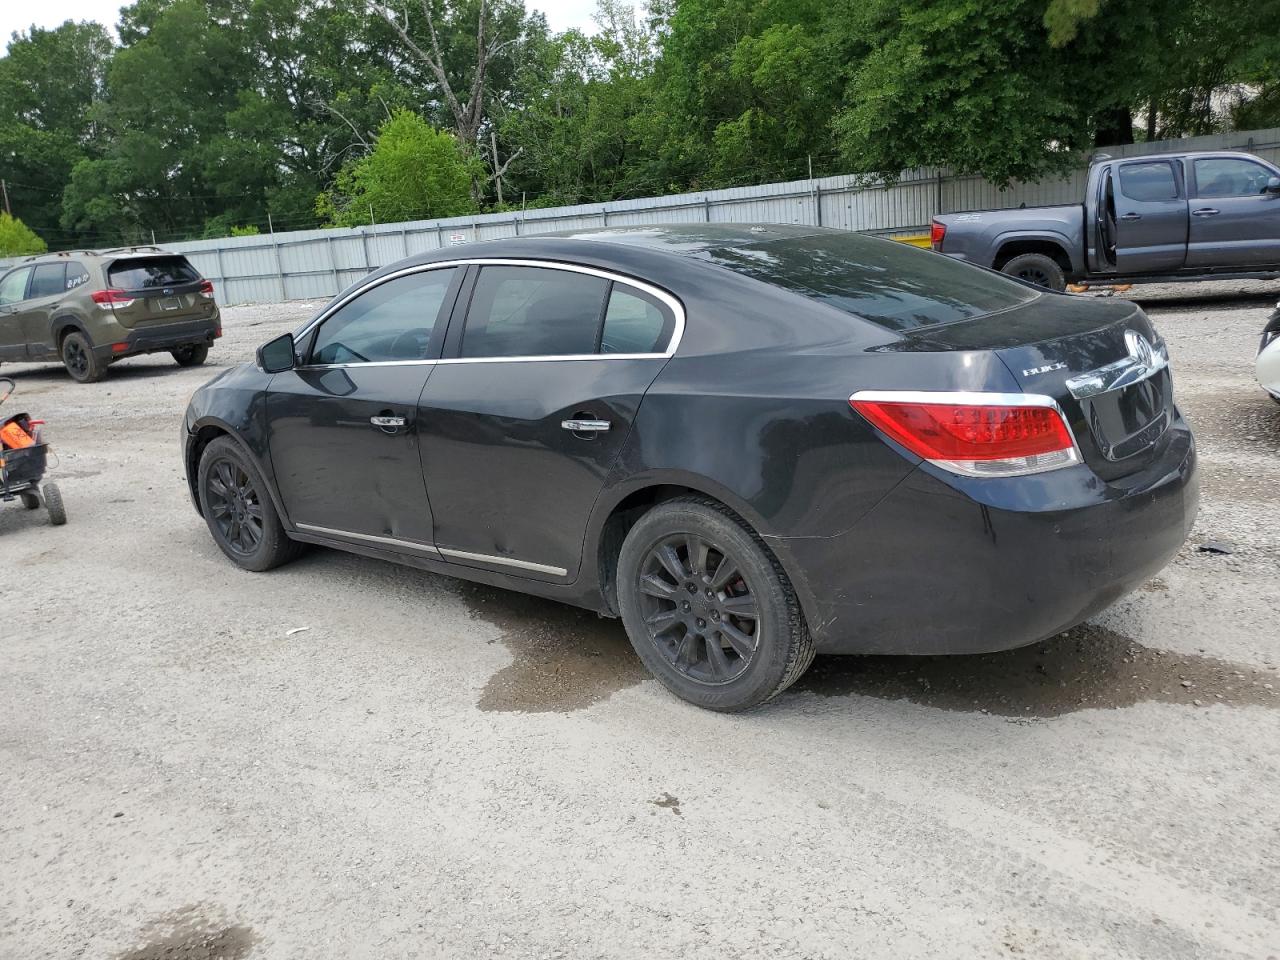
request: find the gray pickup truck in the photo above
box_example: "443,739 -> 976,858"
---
932,150 -> 1280,290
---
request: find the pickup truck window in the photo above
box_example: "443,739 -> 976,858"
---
703,234 -> 1039,332
1194,157 -> 1274,198
1118,161 -> 1178,202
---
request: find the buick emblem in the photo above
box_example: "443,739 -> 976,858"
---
1125,329 -> 1154,368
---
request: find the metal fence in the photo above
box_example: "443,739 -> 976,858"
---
7,127 -> 1280,304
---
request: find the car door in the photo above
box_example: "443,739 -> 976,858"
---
416,262 -> 679,581
264,265 -> 463,557
1185,155 -> 1280,268
17,262 -> 69,358
1112,159 -> 1188,274
0,267 -> 33,361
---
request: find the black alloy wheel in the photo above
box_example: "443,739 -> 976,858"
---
637,533 -> 759,685
204,457 -> 266,557
617,498 -> 815,712
1000,252 -> 1066,292
61,332 -> 105,383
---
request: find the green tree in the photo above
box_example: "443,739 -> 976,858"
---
0,214 -> 47,256
0,21 -> 114,247
317,109 -> 480,225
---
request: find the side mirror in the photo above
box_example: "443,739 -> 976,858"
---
1267,176 -> 1280,194
257,332 -> 296,373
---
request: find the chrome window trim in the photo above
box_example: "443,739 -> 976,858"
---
437,546 -> 568,577
847,389 -> 1083,478
292,257 -> 685,366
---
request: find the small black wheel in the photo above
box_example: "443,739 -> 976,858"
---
62,332 -> 106,383
43,483 -> 67,526
172,344 -> 210,367
198,436 -> 302,571
19,491 -> 40,510
1000,253 -> 1067,292
617,497 -> 814,712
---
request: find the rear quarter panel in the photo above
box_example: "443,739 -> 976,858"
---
938,206 -> 1087,273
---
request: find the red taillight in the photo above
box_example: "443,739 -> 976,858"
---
199,280 -> 214,296
930,220 -> 946,249
90,288 -> 135,309
849,392 -> 1078,477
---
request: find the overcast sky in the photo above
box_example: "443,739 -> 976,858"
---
1,0 -> 600,52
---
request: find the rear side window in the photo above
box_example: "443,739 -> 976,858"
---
310,268 -> 458,365
1118,161 -> 1178,201
462,266 -> 608,358
601,286 -> 674,354
66,262 -> 90,290
29,263 -> 67,299
702,233 -> 1038,332
1194,157 -> 1274,198
108,256 -> 200,290
0,267 -> 32,305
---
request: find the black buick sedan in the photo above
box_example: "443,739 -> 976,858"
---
183,225 -> 1198,711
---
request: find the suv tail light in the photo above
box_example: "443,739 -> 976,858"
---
90,288 -> 135,310
930,220 -> 946,249
849,391 -> 1078,477
199,280 -> 215,296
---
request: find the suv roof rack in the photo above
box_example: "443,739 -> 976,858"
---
23,249 -> 102,262
99,245 -> 168,255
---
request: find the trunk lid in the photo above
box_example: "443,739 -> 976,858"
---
105,255 -> 216,329
898,294 -> 1174,480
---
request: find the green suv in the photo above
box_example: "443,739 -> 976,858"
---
0,247 -> 221,382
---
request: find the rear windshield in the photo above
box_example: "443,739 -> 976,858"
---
108,256 -> 200,290
700,233 -> 1039,332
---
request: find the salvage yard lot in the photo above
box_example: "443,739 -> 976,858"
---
2,283 -> 1278,959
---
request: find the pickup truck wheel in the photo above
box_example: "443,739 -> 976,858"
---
1001,253 -> 1066,292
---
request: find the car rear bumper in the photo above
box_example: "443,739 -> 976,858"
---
94,314 -> 221,361
772,416 -> 1198,655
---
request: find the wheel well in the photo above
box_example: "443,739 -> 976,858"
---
186,425 -> 231,512
993,239 -> 1072,275
595,484 -> 758,616
55,321 -> 85,347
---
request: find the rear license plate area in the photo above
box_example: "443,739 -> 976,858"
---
157,297 -> 182,311
1084,369 -> 1172,461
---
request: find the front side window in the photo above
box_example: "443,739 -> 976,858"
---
29,263 -> 67,299
1195,157 -> 1274,198
601,286 -> 674,354
461,266 -> 609,358
1118,161 -> 1178,202
310,267 -> 457,365
0,267 -> 32,306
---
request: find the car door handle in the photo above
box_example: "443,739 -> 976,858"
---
1119,212 -> 1142,221
561,419 -> 611,433
1192,207 -> 1220,217
370,415 -> 406,428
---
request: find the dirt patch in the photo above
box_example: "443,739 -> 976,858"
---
459,584 -> 645,713
797,625 -> 1278,717
650,792 -> 682,816
113,906 -> 256,960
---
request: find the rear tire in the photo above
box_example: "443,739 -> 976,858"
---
61,332 -> 106,383
172,344 -> 209,367
616,497 -> 814,712
1000,253 -> 1067,292
43,483 -> 66,526
198,436 -> 302,572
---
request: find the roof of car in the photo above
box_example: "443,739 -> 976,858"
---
20,245 -> 177,263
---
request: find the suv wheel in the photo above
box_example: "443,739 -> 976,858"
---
197,436 -> 303,572
616,497 -> 815,712
172,344 -> 209,367
61,331 -> 106,383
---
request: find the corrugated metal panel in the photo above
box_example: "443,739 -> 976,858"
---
6,127 -> 1277,302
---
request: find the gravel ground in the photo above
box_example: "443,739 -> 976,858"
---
1,281 -> 1278,960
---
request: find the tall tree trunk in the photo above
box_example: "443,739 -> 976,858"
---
1146,97 -> 1158,141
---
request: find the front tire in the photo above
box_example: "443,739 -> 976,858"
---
197,436 -> 302,572
172,344 -> 209,367
617,498 -> 814,712
61,332 -> 106,383
1000,252 -> 1067,291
